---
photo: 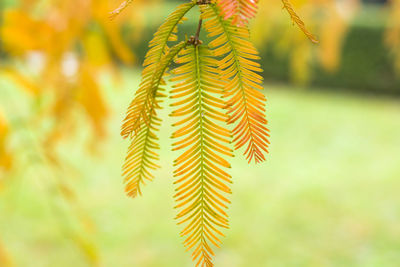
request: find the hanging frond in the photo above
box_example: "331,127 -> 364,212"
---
201,4 -> 270,163
170,45 -> 233,267
109,0 -> 134,20
123,41 -> 187,198
121,1 -> 195,139
281,0 -> 319,44
216,0 -> 258,26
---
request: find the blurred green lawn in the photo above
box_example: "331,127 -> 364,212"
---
1,70 -> 400,267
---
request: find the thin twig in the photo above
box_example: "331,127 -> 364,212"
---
188,18 -> 203,46
109,0 -> 133,20
281,0 -> 319,44
195,18 -> 203,41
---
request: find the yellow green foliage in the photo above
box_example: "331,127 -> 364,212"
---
123,41 -> 188,197
170,45 -> 233,266
121,1 -> 195,139
120,0 -> 273,265
118,0 -> 328,264
201,4 -> 270,163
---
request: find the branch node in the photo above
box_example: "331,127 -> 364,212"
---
196,0 -> 211,5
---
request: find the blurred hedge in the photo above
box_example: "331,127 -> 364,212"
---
260,23 -> 400,94
312,25 -> 400,94
128,4 -> 400,94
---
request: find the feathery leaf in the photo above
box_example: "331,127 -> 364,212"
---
201,4 -> 270,163
109,0 -> 134,20
171,45 -> 233,267
123,41 -> 187,198
281,0 -> 319,44
217,0 -> 258,26
121,1 -> 195,139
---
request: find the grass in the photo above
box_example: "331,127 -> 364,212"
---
1,69 -> 400,267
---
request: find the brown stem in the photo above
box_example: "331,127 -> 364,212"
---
188,18 -> 203,46
195,18 -> 203,41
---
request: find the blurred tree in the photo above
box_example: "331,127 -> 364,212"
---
0,0 -> 158,264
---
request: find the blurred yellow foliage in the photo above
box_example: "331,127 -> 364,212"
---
72,234 -> 100,266
0,67 -> 41,95
0,0 -> 153,264
1,10 -> 54,55
0,0 -> 148,152
77,63 -> 109,139
0,113 -> 12,173
253,0 -> 359,84
0,241 -> 13,267
386,0 -> 400,75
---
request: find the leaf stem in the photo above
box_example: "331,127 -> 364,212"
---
195,18 -> 203,41
188,18 -> 203,46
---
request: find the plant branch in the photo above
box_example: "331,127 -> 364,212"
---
188,18 -> 203,46
195,18 -> 203,41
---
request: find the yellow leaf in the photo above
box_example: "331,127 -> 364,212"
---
82,31 -> 112,67
171,45 -> 233,267
281,0 -> 319,44
0,67 -> 41,95
0,113 -> 12,171
77,65 -> 109,138
0,241 -> 13,267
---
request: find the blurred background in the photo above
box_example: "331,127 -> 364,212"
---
0,0 -> 400,266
